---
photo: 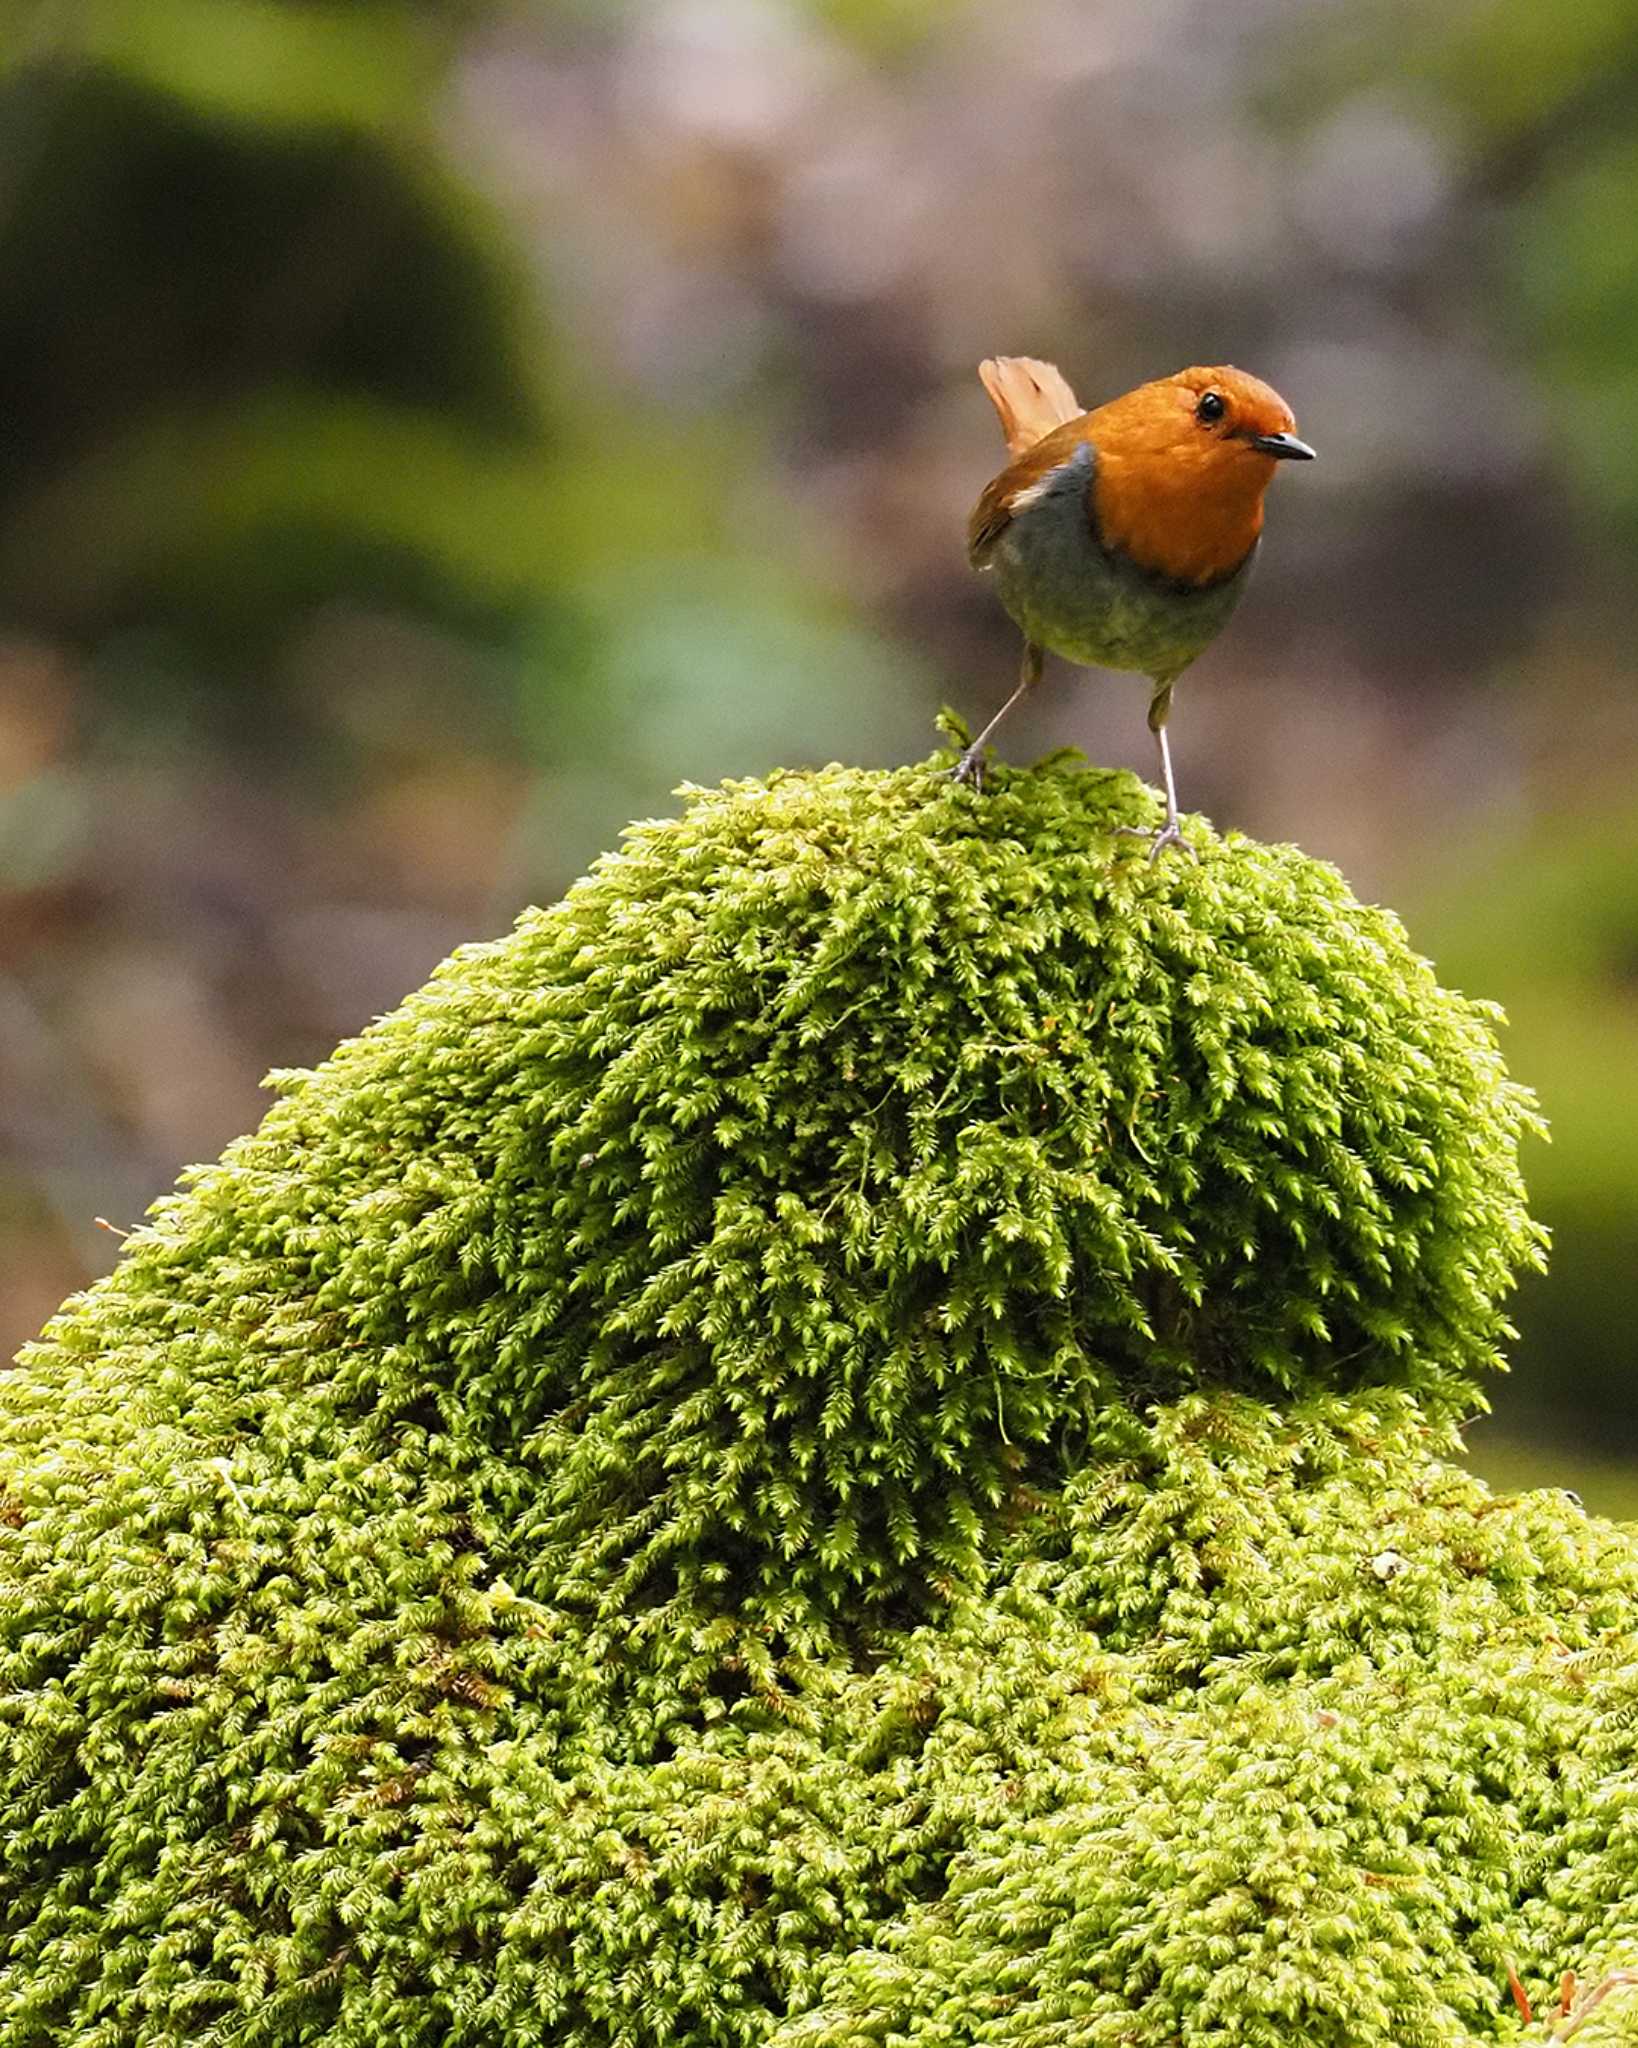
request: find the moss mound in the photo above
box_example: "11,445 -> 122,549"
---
2,754 -> 1632,2047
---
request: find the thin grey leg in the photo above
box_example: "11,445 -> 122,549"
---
1115,677 -> 1197,862
952,639 -> 1044,787
1154,723 -> 1180,829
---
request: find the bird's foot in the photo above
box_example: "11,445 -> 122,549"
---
949,744 -> 988,790
1114,816 -> 1199,864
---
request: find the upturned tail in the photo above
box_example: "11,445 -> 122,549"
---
977,355 -> 1083,456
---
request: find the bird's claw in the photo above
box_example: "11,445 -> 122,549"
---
1114,818 -> 1199,864
949,747 -> 986,791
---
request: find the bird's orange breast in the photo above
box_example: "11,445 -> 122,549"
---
1084,384 -> 1277,588
982,440 -> 1258,682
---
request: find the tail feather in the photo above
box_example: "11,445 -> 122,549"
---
977,355 -> 1083,456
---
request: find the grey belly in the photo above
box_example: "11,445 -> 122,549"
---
989,443 -> 1254,683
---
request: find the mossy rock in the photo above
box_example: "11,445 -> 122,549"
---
2,753 -> 1632,2047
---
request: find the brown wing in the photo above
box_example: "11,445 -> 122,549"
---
967,415 -> 1095,568
977,356 -> 1083,456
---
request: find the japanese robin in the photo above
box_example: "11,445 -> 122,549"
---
958,356 -> 1314,858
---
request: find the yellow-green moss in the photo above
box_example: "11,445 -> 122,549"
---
2,753 -> 1629,2047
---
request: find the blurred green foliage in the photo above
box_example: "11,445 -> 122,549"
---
1423,0 -> 1638,552
0,1 -> 925,769
0,11 -> 545,667
1413,814 -> 1638,1459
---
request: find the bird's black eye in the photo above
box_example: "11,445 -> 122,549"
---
1196,391 -> 1226,423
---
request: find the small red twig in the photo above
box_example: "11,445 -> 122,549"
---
1507,1962 -> 1533,2026
1554,1969 -> 1638,2041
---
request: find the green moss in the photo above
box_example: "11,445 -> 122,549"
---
2,753 -> 1630,2047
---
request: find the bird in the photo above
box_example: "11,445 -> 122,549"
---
958,356 -> 1314,858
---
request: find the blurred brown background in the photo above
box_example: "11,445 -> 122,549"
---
2,0 -> 1635,1508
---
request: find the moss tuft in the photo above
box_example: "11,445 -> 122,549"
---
2,753 -> 1627,2048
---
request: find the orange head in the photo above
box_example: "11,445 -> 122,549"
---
1085,366 -> 1314,586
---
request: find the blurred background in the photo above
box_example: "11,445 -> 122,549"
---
2,0 -> 1635,1508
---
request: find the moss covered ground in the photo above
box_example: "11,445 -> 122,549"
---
1,752 -> 1632,2045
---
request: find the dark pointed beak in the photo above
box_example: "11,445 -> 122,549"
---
1251,431 -> 1316,461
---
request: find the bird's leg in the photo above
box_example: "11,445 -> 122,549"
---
951,639 -> 1044,788
1115,679 -> 1198,862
